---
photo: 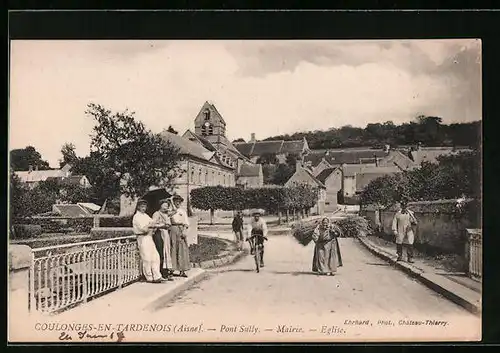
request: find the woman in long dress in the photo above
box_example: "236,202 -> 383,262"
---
152,199 -> 175,281
312,217 -> 343,276
169,195 -> 191,277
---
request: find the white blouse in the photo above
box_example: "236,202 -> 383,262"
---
171,208 -> 189,227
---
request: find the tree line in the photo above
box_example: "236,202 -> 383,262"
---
190,185 -> 318,224
254,116 -> 481,150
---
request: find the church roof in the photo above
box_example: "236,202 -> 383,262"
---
234,139 -> 307,158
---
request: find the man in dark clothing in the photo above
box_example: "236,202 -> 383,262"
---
232,212 -> 245,250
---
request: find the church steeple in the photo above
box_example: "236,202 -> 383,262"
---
194,101 -> 227,145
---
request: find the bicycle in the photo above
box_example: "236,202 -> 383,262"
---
247,233 -> 268,273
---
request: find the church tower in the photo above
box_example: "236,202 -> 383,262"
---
194,101 -> 227,147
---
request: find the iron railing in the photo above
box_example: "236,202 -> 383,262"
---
466,228 -> 482,281
29,236 -> 141,314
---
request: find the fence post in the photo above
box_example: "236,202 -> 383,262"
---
93,216 -> 100,228
9,245 -> 33,332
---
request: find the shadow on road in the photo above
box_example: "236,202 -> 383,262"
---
364,262 -> 391,267
268,270 -> 317,276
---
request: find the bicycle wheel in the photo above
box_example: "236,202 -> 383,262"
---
254,245 -> 260,273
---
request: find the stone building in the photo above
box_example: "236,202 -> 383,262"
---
285,164 -> 326,216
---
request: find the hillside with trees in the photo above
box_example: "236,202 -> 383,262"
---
259,116 -> 481,150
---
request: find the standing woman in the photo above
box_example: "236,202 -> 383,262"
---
170,195 -> 191,278
152,199 -> 174,281
132,199 -> 164,283
311,217 -> 343,276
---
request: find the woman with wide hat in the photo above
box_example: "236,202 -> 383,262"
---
152,198 -> 175,281
169,195 -> 191,277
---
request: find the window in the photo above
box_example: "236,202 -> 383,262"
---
204,110 -> 210,120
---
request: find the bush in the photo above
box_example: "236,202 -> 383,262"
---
99,216 -> 133,228
335,216 -> 372,238
11,224 -> 43,239
90,227 -> 134,239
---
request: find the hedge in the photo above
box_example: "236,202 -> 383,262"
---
11,224 -> 43,239
90,227 -> 135,239
190,185 -> 318,213
99,216 -> 133,228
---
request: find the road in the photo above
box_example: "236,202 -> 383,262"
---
150,235 -> 480,341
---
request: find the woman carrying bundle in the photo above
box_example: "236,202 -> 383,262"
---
311,217 -> 343,276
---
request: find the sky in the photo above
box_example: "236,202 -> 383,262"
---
10,39 -> 481,167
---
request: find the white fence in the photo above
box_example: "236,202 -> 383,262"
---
465,229 -> 482,281
30,236 -> 141,314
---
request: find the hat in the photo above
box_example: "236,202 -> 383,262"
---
159,198 -> 173,206
137,199 -> 148,206
252,211 -> 261,216
172,195 -> 184,203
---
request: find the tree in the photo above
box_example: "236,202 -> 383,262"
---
59,142 -> 78,168
232,138 -> 245,143
85,103 -> 183,199
167,125 -> 178,135
271,164 -> 295,185
9,170 -> 25,221
10,146 -> 50,171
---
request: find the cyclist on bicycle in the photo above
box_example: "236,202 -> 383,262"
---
246,211 -> 268,267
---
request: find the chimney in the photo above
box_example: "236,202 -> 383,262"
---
28,165 -> 33,173
250,133 -> 256,142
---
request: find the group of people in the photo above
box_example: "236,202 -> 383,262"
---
230,197 -> 418,275
132,195 -> 191,284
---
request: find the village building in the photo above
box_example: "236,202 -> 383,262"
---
315,167 -> 342,212
305,148 -> 390,177
285,164 -> 326,216
234,134 -> 310,164
341,164 -> 401,201
14,164 -> 91,189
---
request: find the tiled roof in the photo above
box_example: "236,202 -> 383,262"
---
53,204 -> 92,217
342,164 -> 366,177
16,169 -> 68,183
233,142 -> 254,157
233,139 -> 306,157
378,150 -> 418,170
315,167 -> 339,184
160,130 -> 214,162
281,140 -> 306,154
304,149 -> 389,167
356,172 -> 398,192
409,148 -> 467,165
251,141 -> 284,156
286,167 -> 326,189
239,163 -> 261,177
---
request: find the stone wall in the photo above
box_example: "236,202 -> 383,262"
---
361,199 -> 480,255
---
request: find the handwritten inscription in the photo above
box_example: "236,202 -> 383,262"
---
58,331 -> 125,342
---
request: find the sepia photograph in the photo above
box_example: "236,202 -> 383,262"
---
8,39 -> 482,342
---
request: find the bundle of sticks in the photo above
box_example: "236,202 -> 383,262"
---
291,218 -> 343,246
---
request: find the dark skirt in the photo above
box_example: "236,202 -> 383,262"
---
312,238 -> 342,274
170,225 -> 191,272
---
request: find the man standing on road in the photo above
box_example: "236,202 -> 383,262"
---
246,211 -> 268,267
232,212 -> 244,250
392,199 -> 418,263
